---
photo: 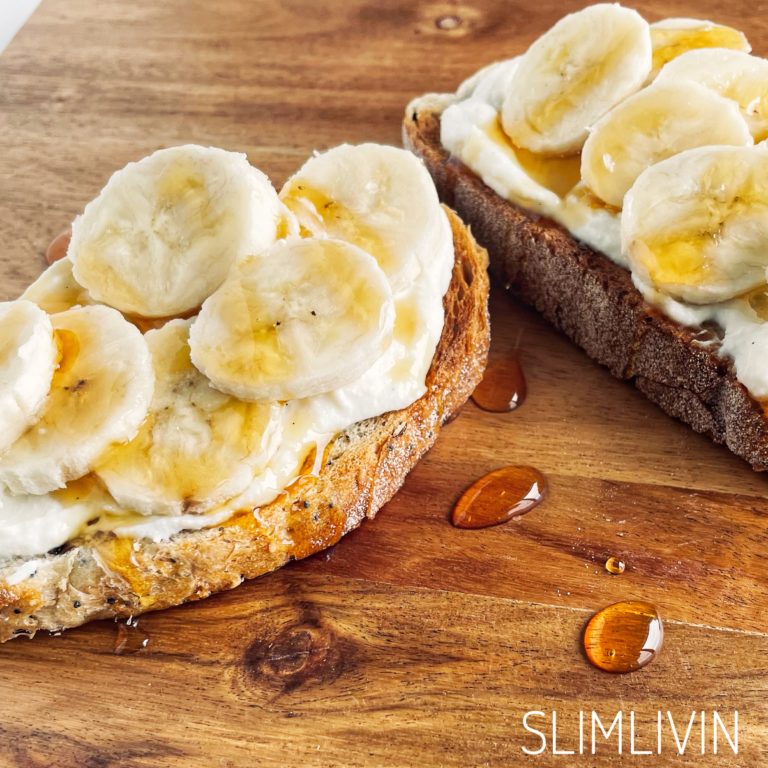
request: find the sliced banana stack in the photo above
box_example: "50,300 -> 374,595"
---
656,49 -> 768,143
277,143 -> 454,436
97,320 -> 283,516
0,300 -> 58,455
649,18 -> 750,77
1,140 -> 456,559
622,145 -> 768,303
280,143 -> 450,294
582,80 -> 752,208
0,305 -> 154,494
501,4 -> 652,155
68,145 -> 290,318
190,237 -> 395,402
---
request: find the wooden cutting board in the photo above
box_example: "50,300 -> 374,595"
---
1,1 -> 766,765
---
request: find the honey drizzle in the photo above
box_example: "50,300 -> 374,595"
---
451,466 -> 547,529
222,437 -> 333,535
98,537 -> 156,608
651,24 -> 748,72
483,117 -> 581,198
583,600 -> 663,673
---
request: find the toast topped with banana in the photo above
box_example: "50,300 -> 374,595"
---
404,3 -> 768,470
0,143 -> 490,642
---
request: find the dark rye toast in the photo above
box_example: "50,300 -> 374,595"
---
404,108 -> 768,471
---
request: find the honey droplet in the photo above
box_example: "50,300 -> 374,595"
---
45,228 -> 71,265
584,600 -> 663,674
451,465 -> 547,529
435,14 -> 461,30
471,355 -> 527,412
604,556 -> 626,575
114,618 -> 150,655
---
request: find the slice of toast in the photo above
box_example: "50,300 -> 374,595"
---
0,207 -> 489,643
404,108 -> 768,472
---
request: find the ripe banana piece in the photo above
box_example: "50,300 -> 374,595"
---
96,319 -> 283,516
21,258 -> 179,335
582,80 -> 752,208
622,145 -> 768,304
280,143 -> 448,294
650,18 -> 750,77
0,300 -> 58,456
0,305 -> 154,494
655,49 -> 768,143
21,258 -> 92,315
190,237 -> 394,402
69,145 -> 289,318
501,4 -> 652,156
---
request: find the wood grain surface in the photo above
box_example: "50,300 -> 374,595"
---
1,0 -> 767,766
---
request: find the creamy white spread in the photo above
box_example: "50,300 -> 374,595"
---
434,56 -> 768,401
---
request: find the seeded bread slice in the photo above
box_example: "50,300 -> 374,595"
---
404,107 -> 768,471
0,207 -> 490,643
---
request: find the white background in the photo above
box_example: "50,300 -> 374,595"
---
0,0 -> 41,54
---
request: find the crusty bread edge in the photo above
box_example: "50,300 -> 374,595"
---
0,206 -> 490,643
403,107 -> 768,472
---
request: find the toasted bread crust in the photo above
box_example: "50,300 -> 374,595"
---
0,207 -> 490,642
404,107 -> 768,471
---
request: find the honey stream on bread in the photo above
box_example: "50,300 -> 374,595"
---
483,117 -> 581,198
583,601 -> 663,673
451,466 -> 547,529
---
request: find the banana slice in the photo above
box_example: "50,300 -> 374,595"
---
280,143 -> 446,294
0,305 -> 154,494
0,300 -> 58,456
189,237 -> 395,402
20,259 -> 185,335
622,145 -> 768,303
501,4 -> 652,156
69,145 -> 287,318
655,49 -> 768,142
582,81 -> 752,208
650,18 -> 750,77
96,319 -> 283,516
21,258 -> 93,315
